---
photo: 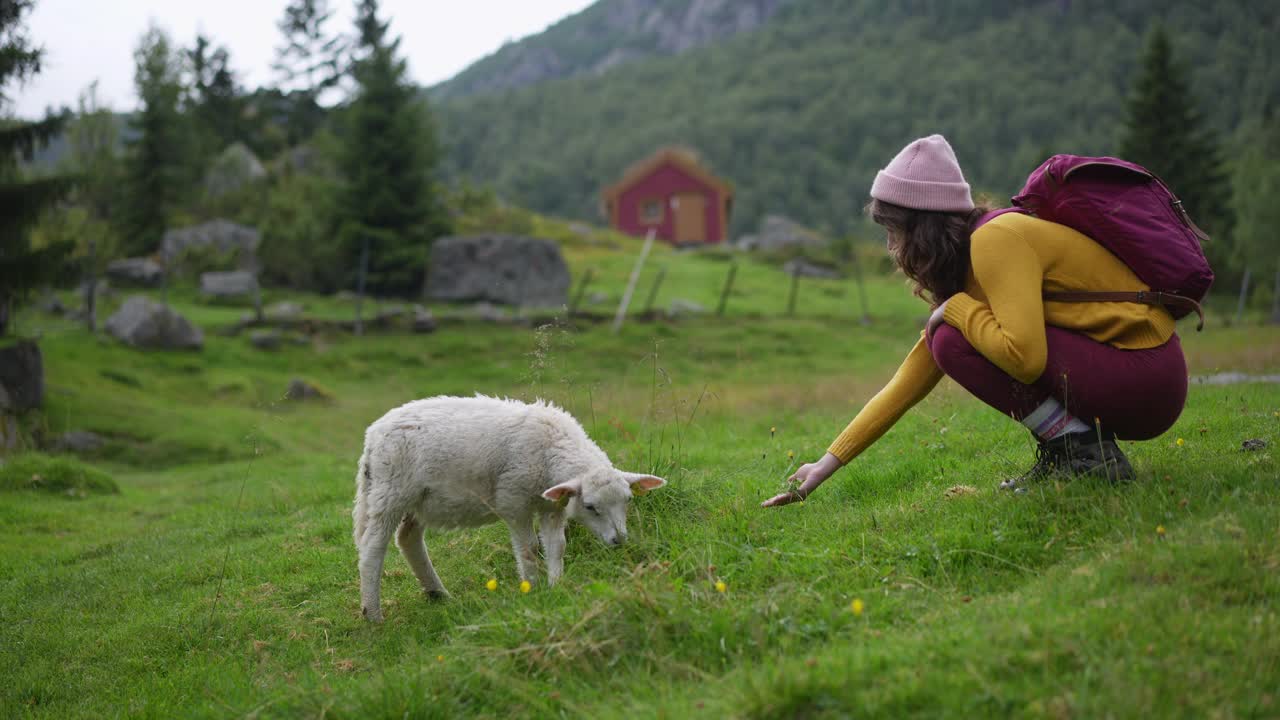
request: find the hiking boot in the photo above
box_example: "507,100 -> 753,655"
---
1000,431 -> 1136,491
999,441 -> 1062,491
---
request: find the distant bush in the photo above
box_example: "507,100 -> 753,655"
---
0,452 -> 119,496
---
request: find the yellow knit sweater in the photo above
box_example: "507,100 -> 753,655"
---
827,212 -> 1178,464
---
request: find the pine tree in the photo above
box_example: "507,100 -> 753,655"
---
338,0 -> 448,299
1230,111 -> 1280,319
0,0 -> 74,336
1120,26 -> 1234,275
273,0 -> 347,144
120,25 -> 191,258
188,34 -> 245,156
65,82 -> 121,332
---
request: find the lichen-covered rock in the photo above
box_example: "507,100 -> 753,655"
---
0,341 -> 44,412
106,258 -> 163,287
200,270 -> 259,299
104,296 -> 204,350
426,235 -> 570,307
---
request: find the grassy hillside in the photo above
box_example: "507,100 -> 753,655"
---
434,0 -> 1280,236
3,238 -> 1279,716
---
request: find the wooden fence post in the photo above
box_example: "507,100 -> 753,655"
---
642,266 -> 667,315
787,268 -> 800,317
612,229 -> 657,334
354,237 -> 370,336
1235,267 -> 1252,325
717,262 -> 738,317
568,268 -> 594,317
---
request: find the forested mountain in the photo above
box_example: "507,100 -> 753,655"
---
434,0 -> 1280,237
430,0 -> 793,100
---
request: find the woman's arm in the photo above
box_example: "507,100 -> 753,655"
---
941,223 -> 1047,383
763,333 -> 944,507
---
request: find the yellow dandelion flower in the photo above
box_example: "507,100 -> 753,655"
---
770,426 -> 777,435
520,580 -> 532,594
436,655 -> 444,663
787,450 -> 795,459
1176,438 -> 1185,447
714,580 -> 727,593
485,578 -> 498,591
1156,525 -> 1166,536
851,598 -> 865,616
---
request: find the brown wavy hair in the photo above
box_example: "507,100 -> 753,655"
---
868,198 -> 996,306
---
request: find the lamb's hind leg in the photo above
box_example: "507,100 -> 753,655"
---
357,516 -> 396,622
396,514 -> 449,600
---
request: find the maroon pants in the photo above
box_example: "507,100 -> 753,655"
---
928,325 -> 1187,441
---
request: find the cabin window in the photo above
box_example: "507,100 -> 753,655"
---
640,198 -> 664,224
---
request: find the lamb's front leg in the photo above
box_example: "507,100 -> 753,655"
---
507,514 -> 539,584
539,510 -> 567,586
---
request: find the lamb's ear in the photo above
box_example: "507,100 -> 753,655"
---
542,481 -> 579,505
621,472 -> 666,496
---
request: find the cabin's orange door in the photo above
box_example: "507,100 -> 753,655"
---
672,193 -> 707,243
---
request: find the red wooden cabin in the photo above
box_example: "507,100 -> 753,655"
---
601,147 -> 733,245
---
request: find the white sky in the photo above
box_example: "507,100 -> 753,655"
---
11,0 -> 596,117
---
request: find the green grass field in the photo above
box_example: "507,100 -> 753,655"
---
3,247 -> 1279,718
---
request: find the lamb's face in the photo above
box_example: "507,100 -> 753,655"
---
543,470 -> 666,547
572,472 -> 634,546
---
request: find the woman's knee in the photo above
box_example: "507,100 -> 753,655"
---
928,324 -> 973,374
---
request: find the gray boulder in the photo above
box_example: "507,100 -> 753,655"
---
737,215 -> 828,252
37,292 -> 66,315
200,270 -> 259,299
265,301 -> 305,322
427,235 -> 570,307
105,296 -> 204,350
783,258 -> 843,279
204,142 -> 267,198
161,219 -> 261,270
411,305 -> 437,333
0,414 -> 20,452
106,258 -> 163,287
249,329 -> 282,350
51,430 -> 105,453
667,299 -> 708,318
0,340 -> 44,411
285,378 -> 327,401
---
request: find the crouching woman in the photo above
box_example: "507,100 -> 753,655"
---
764,134 -> 1188,506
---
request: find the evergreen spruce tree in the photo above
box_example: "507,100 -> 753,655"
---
273,0 -> 347,144
66,82 -> 121,332
338,0 -> 448,298
1120,26 -> 1234,275
1230,111 -> 1280,318
0,0 -> 74,336
188,34 -> 245,157
119,25 -> 191,258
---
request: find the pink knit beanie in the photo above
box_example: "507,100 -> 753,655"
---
870,134 -> 974,212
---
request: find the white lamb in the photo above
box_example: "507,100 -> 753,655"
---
352,395 -> 666,622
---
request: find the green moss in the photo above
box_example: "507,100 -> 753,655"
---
0,452 -> 118,496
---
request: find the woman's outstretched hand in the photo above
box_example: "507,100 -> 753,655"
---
761,452 -> 844,508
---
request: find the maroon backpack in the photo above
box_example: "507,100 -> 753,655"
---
979,155 -> 1214,330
